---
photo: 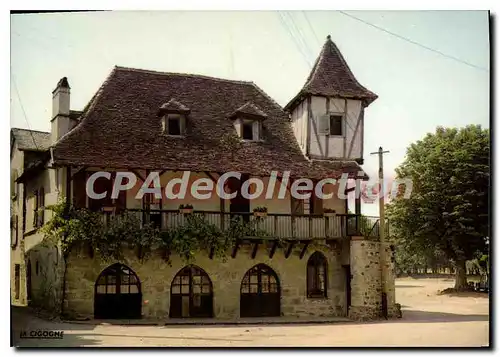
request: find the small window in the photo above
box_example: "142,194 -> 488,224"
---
11,215 -> 18,248
15,264 -> 20,300
168,117 -> 181,136
39,188 -> 45,208
39,188 -> 45,225
307,252 -> 328,298
33,188 -> 45,228
242,122 -> 253,140
33,190 -> 39,228
329,115 -> 343,136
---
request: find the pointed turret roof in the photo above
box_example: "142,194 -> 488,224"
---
285,35 -> 378,110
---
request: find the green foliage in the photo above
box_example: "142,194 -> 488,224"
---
178,204 -> 193,210
253,206 -> 268,213
219,132 -> 243,152
386,125 -> 489,287
42,200 -> 269,264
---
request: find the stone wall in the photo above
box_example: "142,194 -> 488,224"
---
349,238 -> 381,320
63,241 -> 347,320
348,237 -> 400,320
27,242 -> 64,313
11,240 -> 27,305
383,242 -> 400,318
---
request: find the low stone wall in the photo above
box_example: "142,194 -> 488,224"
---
348,238 -> 400,320
27,242 -> 64,314
64,242 -> 347,320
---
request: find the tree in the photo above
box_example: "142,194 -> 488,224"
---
386,125 -> 489,289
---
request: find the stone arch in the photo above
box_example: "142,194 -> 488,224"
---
170,265 -> 213,318
307,251 -> 328,298
240,263 -> 281,317
94,263 -> 142,319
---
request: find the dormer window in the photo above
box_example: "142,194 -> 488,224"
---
157,98 -> 190,137
242,122 -> 254,140
229,102 -> 267,142
167,115 -> 181,136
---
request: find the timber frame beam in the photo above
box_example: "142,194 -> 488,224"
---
284,241 -> 296,259
299,240 -> 310,259
231,239 -> 241,259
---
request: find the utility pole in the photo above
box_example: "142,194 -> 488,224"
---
370,146 -> 390,318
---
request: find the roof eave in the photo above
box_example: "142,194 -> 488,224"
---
284,90 -> 378,112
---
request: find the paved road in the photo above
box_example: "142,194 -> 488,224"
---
11,278 -> 490,347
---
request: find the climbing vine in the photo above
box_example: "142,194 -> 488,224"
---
42,198 -> 269,264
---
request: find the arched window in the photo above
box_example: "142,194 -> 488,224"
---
170,265 -> 213,318
94,263 -> 142,319
307,252 -> 328,298
240,264 -> 280,317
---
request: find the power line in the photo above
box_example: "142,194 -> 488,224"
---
278,12 -> 357,134
338,10 -> 489,72
285,13 -> 358,134
277,12 -> 312,68
11,73 -> 39,150
302,11 -> 320,48
284,12 -> 314,64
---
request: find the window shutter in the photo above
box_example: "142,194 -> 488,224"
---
317,114 -> 330,135
33,190 -> 38,227
39,187 -> 45,208
73,170 -> 88,209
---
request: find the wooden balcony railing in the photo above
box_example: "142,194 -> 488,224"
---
100,209 -> 384,240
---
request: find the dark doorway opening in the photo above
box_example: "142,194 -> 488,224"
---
228,174 -> 250,222
240,264 -> 281,317
170,265 -> 213,318
94,263 -> 142,319
343,264 -> 351,316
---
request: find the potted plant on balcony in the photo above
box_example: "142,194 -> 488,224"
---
323,208 -> 336,217
179,204 -> 194,214
253,206 -> 268,218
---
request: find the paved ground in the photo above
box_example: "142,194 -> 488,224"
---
11,277 -> 490,347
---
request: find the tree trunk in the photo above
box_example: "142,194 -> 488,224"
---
454,259 -> 468,289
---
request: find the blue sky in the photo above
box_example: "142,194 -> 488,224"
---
10,11 -> 489,215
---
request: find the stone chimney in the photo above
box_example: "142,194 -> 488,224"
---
51,77 -> 71,144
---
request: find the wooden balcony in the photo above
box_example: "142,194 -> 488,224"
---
100,209 -> 383,241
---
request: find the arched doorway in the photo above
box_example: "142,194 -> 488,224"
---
240,264 -> 280,317
94,263 -> 142,319
170,265 -> 213,318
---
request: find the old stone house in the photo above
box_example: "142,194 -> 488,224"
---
11,36 -> 398,321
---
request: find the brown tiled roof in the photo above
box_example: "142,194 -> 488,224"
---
53,66 -> 366,180
285,35 -> 378,111
11,128 -> 51,152
230,102 -> 268,120
158,98 -> 190,115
